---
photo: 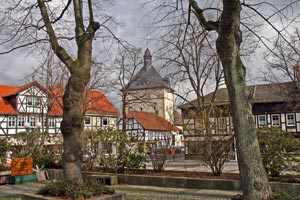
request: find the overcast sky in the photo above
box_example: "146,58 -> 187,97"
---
0,1 -> 298,87
0,1 -> 151,86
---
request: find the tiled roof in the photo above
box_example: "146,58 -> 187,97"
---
0,81 -> 119,116
179,81 -> 300,109
0,84 -> 20,115
126,111 -> 180,132
0,98 -> 17,114
84,90 -> 119,115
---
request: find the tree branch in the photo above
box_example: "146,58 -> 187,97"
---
189,0 -> 219,31
37,0 -> 74,69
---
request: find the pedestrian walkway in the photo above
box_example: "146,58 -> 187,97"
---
113,185 -> 240,200
146,157 -> 239,174
0,182 -> 45,197
0,182 -> 241,200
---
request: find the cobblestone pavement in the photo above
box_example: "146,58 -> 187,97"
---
113,185 -> 240,200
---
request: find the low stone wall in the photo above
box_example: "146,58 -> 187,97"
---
117,174 -> 300,196
46,169 -> 300,196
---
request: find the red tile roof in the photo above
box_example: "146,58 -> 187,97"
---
0,85 -> 19,115
0,82 -> 119,117
48,85 -> 119,116
83,90 -> 119,115
126,111 -> 180,132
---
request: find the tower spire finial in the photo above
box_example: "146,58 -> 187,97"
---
146,35 -> 150,48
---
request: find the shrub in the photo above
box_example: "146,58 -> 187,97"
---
102,143 -> 146,174
37,176 -> 114,199
0,139 -> 12,171
257,126 -> 300,177
82,128 -> 146,173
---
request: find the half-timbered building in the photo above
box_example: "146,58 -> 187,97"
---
180,81 -> 300,159
120,48 -> 182,149
0,81 -> 119,146
118,111 -> 181,148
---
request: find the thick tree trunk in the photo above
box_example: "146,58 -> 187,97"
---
60,67 -> 91,184
216,1 -> 272,199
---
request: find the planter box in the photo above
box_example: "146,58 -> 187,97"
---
11,158 -> 33,176
10,174 -> 37,184
0,171 -> 11,185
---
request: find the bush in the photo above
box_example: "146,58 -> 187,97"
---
13,148 -> 61,169
0,139 -> 12,171
102,143 -> 146,174
37,176 -> 114,199
257,126 -> 300,177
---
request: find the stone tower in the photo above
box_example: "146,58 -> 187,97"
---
124,48 -> 174,122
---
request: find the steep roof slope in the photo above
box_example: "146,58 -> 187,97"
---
124,48 -> 172,91
0,82 -> 119,116
48,85 -> 119,116
179,81 -> 300,109
126,111 -> 180,132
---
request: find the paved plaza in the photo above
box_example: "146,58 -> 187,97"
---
0,159 -> 240,199
146,157 -> 239,174
0,182 -> 240,200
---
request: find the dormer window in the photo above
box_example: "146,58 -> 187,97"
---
27,97 -> 33,106
27,96 -> 41,107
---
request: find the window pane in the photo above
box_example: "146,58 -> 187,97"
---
30,117 -> 36,127
287,114 -> 295,126
271,114 -> 280,126
18,116 -> 25,127
102,117 -> 108,126
8,116 -> 16,127
85,117 -> 91,125
27,97 -> 33,106
258,115 -> 266,126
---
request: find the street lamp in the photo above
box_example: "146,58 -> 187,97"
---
24,122 -> 30,132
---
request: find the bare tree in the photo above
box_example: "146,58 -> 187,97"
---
263,28 -> 300,83
109,45 -> 143,131
156,18 -> 232,175
145,0 -> 300,198
0,0 -> 116,184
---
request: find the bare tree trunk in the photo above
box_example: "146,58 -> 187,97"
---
60,68 -> 90,184
38,0 -> 100,184
216,1 -> 271,199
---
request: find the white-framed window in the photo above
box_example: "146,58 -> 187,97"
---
287,113 -> 296,126
102,117 -> 108,126
18,116 -> 25,127
8,116 -> 16,127
271,114 -> 280,126
217,117 -> 227,129
30,117 -> 36,127
27,96 -> 41,107
258,115 -> 267,126
49,118 -> 55,127
34,97 -> 41,106
27,96 -> 33,106
85,116 -> 91,125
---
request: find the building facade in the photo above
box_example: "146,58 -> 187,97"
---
120,48 -> 182,149
0,81 -> 119,146
180,81 -> 300,159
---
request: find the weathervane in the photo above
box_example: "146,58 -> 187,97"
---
146,35 -> 150,48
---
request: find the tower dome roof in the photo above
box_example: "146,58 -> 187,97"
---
144,48 -> 152,57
